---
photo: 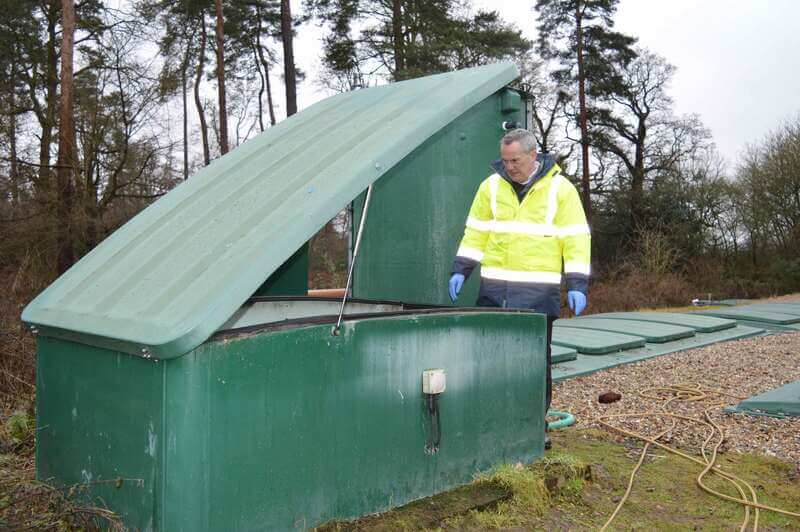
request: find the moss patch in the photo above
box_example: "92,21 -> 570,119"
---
317,429 -> 800,530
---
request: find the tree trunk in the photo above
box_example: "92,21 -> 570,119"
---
255,5 -> 276,127
8,55 -> 19,206
214,0 -> 229,154
38,3 -> 60,193
630,121 -> 646,229
574,4 -> 592,223
56,0 -> 77,273
195,13 -> 211,166
9,109 -> 19,205
281,0 -> 297,117
257,44 -> 277,126
254,44 -> 265,132
392,0 -> 405,79
182,39 -> 190,179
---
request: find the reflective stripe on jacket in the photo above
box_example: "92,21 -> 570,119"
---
452,156 -> 590,315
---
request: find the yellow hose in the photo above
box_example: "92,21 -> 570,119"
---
596,383 -> 800,531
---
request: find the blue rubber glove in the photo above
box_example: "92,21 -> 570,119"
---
568,291 -> 587,316
448,273 -> 465,302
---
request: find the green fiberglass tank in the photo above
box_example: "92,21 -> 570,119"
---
352,87 -> 525,306
36,304 -> 545,531
23,63 -> 549,531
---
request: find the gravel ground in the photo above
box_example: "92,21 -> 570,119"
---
552,299 -> 800,467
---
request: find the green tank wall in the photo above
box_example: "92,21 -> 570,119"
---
36,310 -> 546,531
352,88 -> 524,306
252,243 -> 309,296
36,339 -> 164,530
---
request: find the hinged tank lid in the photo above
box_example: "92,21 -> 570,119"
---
22,62 -> 519,358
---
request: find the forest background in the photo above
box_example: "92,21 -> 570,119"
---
1,0 -> 799,401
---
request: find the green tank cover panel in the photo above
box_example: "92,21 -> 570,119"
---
551,345 -> 578,364
695,318 -> 800,333
551,327 -> 645,355
22,62 -> 520,359
558,318 -> 695,343
739,303 -> 800,316
553,325 -> 765,381
730,380 -> 800,417
592,312 -> 735,333
692,309 -> 800,325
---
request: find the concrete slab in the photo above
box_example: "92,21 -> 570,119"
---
589,312 -> 735,333
553,325 -> 765,381
557,318 -> 695,343
551,327 -> 645,355
727,380 -> 800,418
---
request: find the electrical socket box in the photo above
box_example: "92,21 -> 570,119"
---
422,369 -> 446,394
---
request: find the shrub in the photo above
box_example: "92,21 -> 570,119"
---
580,267 -> 694,315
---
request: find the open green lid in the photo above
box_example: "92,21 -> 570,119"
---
22,62 -> 520,359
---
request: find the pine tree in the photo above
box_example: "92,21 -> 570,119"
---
308,0 -> 530,86
590,49 -> 709,232
534,0 -> 636,223
56,0 -> 77,272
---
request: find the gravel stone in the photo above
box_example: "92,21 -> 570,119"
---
552,299 -> 800,466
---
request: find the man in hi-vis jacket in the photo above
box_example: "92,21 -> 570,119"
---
448,128 -> 591,449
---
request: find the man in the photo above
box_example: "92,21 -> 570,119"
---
447,128 -> 590,449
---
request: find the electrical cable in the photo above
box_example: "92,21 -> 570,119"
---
426,394 -> 441,453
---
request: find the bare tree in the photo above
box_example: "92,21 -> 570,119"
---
590,49 -> 710,230
515,55 -> 573,161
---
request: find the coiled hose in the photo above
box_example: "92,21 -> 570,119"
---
547,410 -> 576,430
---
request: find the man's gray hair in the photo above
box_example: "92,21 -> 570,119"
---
501,128 -> 537,153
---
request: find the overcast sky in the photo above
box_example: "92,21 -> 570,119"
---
291,0 -> 800,167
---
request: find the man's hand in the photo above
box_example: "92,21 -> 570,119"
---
448,273 -> 465,302
567,291 -> 587,315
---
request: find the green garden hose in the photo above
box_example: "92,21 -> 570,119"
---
547,410 -> 575,430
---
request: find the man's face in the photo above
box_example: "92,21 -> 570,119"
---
500,141 -> 537,184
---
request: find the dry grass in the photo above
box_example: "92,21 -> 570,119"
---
0,263 -> 126,530
575,269 -> 695,316
0,267 -> 40,404
0,453 -> 125,531
0,400 -> 124,531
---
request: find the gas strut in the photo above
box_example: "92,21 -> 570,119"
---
333,184 -> 374,336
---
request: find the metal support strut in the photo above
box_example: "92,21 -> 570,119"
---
333,184 -> 374,335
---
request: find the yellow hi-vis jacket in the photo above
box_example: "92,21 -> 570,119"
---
452,157 -> 590,316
